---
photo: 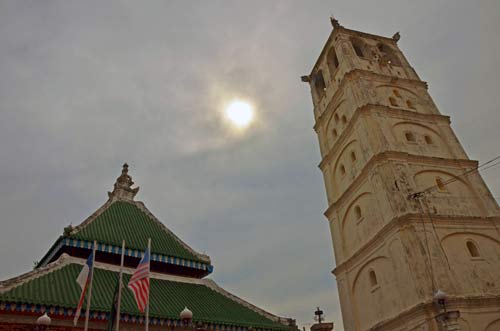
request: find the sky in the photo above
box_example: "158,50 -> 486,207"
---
1,1 -> 500,330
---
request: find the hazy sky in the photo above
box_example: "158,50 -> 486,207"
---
1,1 -> 500,330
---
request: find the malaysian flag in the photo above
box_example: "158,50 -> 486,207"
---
74,253 -> 94,325
128,245 -> 150,312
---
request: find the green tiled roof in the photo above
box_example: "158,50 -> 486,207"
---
70,201 -> 207,264
0,264 -> 288,330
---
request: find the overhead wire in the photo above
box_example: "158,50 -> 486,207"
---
408,155 -> 500,198
405,154 -> 500,295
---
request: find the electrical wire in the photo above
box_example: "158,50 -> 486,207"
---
409,155 -> 500,198
434,155 -> 500,188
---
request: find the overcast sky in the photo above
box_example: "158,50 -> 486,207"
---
1,1 -> 500,330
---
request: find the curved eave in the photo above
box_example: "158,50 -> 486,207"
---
36,236 -> 64,268
1,256 -> 293,331
0,303 -> 292,331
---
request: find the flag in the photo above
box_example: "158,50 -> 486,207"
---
107,275 -> 121,331
112,239 -> 126,331
74,253 -> 94,325
128,246 -> 150,312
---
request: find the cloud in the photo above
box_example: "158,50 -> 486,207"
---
1,1 -> 500,330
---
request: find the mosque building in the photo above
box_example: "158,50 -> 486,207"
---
0,164 -> 297,331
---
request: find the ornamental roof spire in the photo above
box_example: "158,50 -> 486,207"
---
329,16 -> 341,29
108,163 -> 139,200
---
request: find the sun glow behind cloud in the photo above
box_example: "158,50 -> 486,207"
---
224,100 -> 254,129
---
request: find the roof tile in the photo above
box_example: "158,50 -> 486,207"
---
70,201 -> 207,264
0,264 -> 288,330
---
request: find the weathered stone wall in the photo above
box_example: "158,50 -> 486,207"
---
306,24 -> 500,331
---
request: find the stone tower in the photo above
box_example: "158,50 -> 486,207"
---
302,19 -> 500,331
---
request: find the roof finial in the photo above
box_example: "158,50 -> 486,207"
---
108,163 -> 140,200
392,31 -> 401,42
330,16 -> 341,29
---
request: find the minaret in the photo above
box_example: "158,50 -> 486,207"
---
302,19 -> 500,331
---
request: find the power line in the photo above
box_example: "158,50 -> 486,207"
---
408,155 -> 500,199
478,160 -> 500,173
405,154 -> 500,301
426,155 -> 500,193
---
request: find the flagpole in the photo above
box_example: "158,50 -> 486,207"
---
145,238 -> 151,331
84,240 -> 97,331
115,240 -> 125,331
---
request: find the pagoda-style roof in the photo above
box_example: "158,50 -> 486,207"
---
37,164 -> 213,278
0,255 -> 292,330
1,164 -> 296,330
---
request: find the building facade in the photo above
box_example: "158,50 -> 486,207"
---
302,19 -> 500,331
0,164 -> 296,331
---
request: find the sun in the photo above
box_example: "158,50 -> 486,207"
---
225,100 -> 254,128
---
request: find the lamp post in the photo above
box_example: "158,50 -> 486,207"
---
433,290 -> 461,331
35,313 -> 51,331
313,307 -> 324,324
310,307 -> 334,331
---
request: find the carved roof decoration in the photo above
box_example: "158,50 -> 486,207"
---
108,163 -> 140,200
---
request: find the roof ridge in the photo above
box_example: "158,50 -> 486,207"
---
132,200 -> 211,263
2,254 -> 209,295
203,279 -> 294,327
70,198 -> 115,234
0,253 -> 73,293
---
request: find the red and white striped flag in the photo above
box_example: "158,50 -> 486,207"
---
128,245 -> 150,312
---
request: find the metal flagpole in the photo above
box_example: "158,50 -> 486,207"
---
84,240 -> 97,331
115,240 -> 125,331
145,238 -> 151,331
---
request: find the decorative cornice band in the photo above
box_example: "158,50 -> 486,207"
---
323,152 -> 477,218
62,238 -> 213,272
370,295 -> 500,331
318,103 -> 451,169
332,214 -> 500,275
313,69 -> 429,131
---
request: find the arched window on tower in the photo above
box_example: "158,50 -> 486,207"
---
369,270 -> 378,288
405,132 -> 416,142
313,70 -> 326,98
334,113 -> 339,123
340,164 -> 346,176
466,241 -> 480,258
333,129 -> 338,139
393,89 -> 402,98
351,151 -> 357,162
354,205 -> 362,219
341,115 -> 347,125
327,47 -> 340,75
351,38 -> 368,58
377,43 -> 402,66
406,100 -> 416,109
389,97 -> 399,107
424,135 -> 433,144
